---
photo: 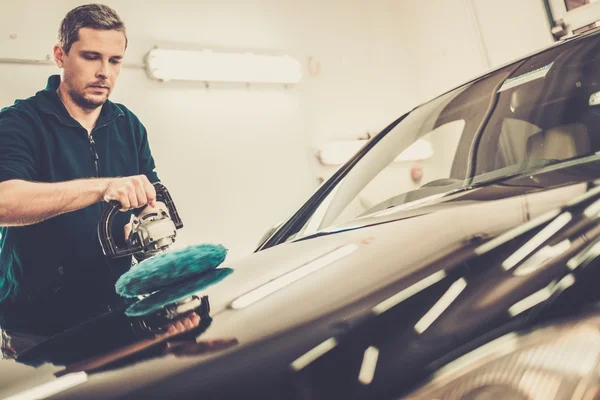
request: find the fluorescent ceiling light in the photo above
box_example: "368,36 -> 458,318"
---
317,139 -> 433,166
145,48 -> 303,84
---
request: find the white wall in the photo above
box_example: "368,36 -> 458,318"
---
473,0 -> 554,68
406,0 -> 554,102
0,0 -> 553,259
314,0 -> 555,201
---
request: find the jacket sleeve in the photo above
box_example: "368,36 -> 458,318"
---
137,122 -> 160,184
0,109 -> 37,183
119,104 -> 160,184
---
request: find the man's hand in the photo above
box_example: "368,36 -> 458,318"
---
165,312 -> 201,335
123,201 -> 168,241
103,175 -> 156,211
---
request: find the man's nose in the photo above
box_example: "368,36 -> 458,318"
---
96,60 -> 111,79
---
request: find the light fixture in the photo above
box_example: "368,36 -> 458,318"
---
317,138 -> 434,166
145,48 -> 303,84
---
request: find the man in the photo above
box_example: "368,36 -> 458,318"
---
0,4 -> 180,357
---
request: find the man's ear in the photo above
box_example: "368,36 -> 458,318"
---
53,45 -> 65,68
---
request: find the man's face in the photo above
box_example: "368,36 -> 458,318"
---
55,28 -> 126,110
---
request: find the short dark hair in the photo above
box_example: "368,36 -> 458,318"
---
58,3 -> 127,53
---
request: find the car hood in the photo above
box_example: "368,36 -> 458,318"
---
1,176 -> 596,399
193,182 -> 587,338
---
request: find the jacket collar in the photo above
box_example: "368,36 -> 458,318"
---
36,75 -> 124,128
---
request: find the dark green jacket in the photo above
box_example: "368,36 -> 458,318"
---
0,75 -> 159,335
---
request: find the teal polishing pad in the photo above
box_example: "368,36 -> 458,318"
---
116,243 -> 227,297
125,268 -> 233,317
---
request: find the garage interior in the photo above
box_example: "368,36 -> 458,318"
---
0,0 -> 567,261
3,0 -> 600,396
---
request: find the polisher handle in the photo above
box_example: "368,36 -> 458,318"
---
98,182 -> 184,258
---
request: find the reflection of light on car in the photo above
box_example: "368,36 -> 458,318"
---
5,372 -> 88,400
589,90 -> 600,106
372,270 -> 447,315
513,239 -> 571,276
583,197 -> 600,217
517,371 -> 561,400
414,278 -> 467,334
290,337 -> 337,371
367,192 -> 449,219
517,326 -> 600,376
407,317 -> 600,399
230,244 -> 358,309
498,62 -> 553,93
567,239 -> 600,271
475,209 -> 562,256
508,274 -> 575,317
358,346 -> 380,385
501,212 -> 572,271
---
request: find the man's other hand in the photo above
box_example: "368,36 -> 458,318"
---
166,312 -> 201,335
103,175 -> 156,211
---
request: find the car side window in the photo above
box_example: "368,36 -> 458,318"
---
474,39 -> 600,179
494,118 -> 543,169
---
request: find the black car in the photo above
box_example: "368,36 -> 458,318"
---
3,27 -> 600,400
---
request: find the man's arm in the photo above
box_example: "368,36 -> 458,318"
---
0,175 -> 157,227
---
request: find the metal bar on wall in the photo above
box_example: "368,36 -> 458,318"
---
0,57 -> 144,69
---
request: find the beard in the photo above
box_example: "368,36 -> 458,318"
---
63,73 -> 111,111
68,86 -> 109,110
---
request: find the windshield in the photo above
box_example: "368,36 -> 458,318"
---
284,33 -> 600,242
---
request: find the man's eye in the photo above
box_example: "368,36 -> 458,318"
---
110,59 -> 122,65
83,55 -> 98,60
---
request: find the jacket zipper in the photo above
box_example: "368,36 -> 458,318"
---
88,133 -> 100,178
86,114 -> 124,177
